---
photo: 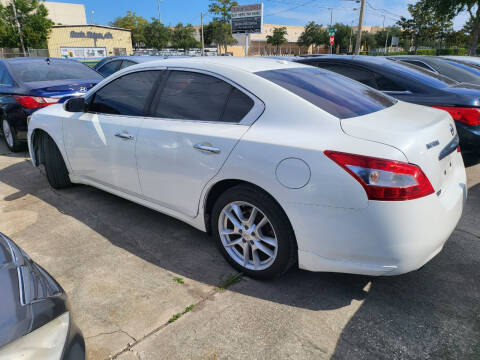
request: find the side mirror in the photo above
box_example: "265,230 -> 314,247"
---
65,97 -> 86,112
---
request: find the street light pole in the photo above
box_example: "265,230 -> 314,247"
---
157,0 -> 161,23
354,0 -> 365,55
201,12 -> 205,56
11,0 -> 26,57
329,8 -> 333,54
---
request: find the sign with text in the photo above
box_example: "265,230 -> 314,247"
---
231,3 -> 263,34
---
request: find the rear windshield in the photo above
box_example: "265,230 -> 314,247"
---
9,60 -> 102,83
256,67 -> 396,119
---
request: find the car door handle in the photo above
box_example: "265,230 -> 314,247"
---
115,132 -> 134,140
193,143 -> 221,154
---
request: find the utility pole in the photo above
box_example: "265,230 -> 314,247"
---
349,20 -> 353,54
329,8 -> 333,54
11,0 -> 26,57
354,0 -> 365,55
200,12 -> 205,56
157,0 -> 161,23
382,15 -> 386,54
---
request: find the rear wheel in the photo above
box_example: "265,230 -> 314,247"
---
2,119 -> 22,152
211,184 -> 297,279
41,134 -> 72,189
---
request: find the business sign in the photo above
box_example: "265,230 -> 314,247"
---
328,28 -> 336,36
391,36 -> 399,46
231,3 -> 263,34
60,47 -> 106,59
70,31 -> 113,40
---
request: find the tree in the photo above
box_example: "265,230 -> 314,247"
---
297,22 -> 327,52
110,11 -> 148,48
204,20 -> 236,48
374,26 -> 404,51
208,0 -> 238,53
0,0 -> 53,49
424,0 -> 480,55
361,31 -> 377,52
143,19 -> 170,49
332,23 -> 353,53
397,0 -> 453,51
266,26 -> 288,55
170,23 -> 200,50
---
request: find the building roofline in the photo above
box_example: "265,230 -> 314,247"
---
52,24 -> 131,32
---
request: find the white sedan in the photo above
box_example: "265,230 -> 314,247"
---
27,57 -> 466,279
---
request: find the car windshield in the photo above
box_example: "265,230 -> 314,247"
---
9,60 -> 102,83
256,67 -> 396,119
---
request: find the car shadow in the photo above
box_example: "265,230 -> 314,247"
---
0,159 -> 478,357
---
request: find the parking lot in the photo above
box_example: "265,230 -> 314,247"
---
0,140 -> 478,359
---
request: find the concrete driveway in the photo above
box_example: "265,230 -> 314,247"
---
0,142 -> 478,360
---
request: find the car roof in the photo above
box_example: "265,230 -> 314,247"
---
2,57 -> 80,64
132,56 -> 308,73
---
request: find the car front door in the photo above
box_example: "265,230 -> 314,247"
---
136,69 -> 262,217
63,70 -> 163,194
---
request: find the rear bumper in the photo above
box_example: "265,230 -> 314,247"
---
457,122 -> 480,151
290,156 -> 467,276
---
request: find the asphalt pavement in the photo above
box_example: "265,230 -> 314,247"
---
0,142 -> 478,360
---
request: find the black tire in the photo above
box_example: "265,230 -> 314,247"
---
41,134 -> 72,189
1,119 -> 23,152
211,184 -> 297,280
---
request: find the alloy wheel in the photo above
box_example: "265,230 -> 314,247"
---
218,201 -> 278,271
2,120 -> 13,148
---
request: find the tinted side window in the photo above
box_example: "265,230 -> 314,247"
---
89,71 -> 161,116
400,60 -> 434,72
152,71 -> 233,121
374,73 -> 406,92
315,63 -> 378,88
120,60 -> 136,69
222,88 -> 254,123
98,60 -> 121,77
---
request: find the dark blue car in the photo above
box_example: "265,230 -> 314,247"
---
0,57 -> 102,151
295,55 -> 480,152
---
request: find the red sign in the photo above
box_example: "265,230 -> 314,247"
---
329,35 -> 334,45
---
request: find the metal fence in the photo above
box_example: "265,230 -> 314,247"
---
133,48 -> 218,57
0,48 -> 49,59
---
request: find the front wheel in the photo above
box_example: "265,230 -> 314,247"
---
41,134 -> 72,189
211,184 -> 297,279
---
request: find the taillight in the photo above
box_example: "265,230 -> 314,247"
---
324,151 -> 435,201
13,95 -> 59,109
432,106 -> 480,126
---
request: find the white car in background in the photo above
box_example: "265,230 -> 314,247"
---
27,57 -> 466,279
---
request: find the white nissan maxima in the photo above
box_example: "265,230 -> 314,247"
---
27,57 -> 466,279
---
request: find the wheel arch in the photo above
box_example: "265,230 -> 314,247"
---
30,128 -> 59,167
203,179 -> 296,246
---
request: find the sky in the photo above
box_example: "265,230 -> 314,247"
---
49,0 -> 470,30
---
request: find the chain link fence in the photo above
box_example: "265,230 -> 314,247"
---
0,48 -> 49,59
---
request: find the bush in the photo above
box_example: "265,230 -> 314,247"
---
415,49 -> 436,55
436,48 -> 467,56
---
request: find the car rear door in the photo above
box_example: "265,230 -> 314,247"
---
63,70 -> 163,194
136,69 -> 263,217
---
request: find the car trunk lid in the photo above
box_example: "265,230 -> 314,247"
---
341,101 -> 459,193
25,79 -> 100,98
